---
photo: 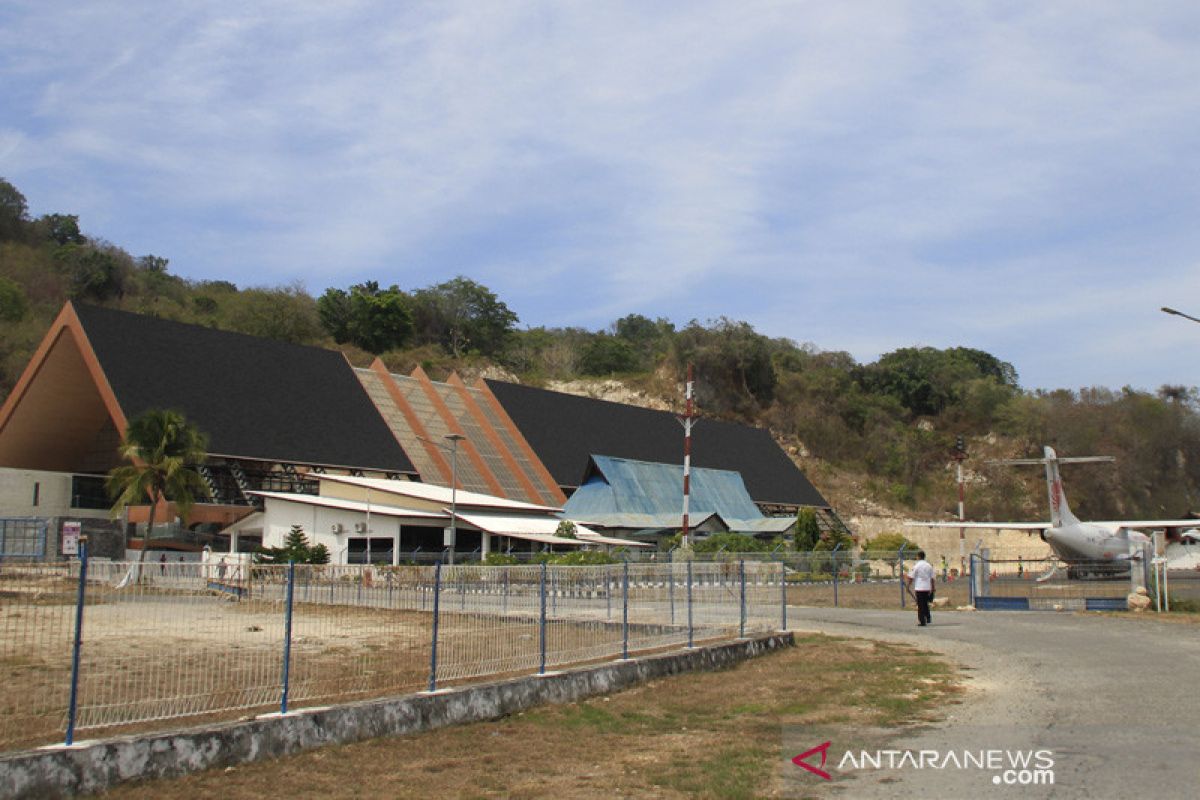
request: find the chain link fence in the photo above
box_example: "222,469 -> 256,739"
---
968,550 -> 1146,610
0,551 -> 788,754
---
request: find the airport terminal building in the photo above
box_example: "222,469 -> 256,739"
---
0,303 -> 840,561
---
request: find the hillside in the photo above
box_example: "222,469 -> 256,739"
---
3,176 -> 1199,524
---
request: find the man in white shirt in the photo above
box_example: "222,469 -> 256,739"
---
907,550 -> 935,626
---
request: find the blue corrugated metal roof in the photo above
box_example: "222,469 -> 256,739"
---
563,455 -> 775,531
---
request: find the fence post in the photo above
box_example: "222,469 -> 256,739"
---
621,561 -> 630,660
832,543 -> 841,608
64,537 -> 89,746
898,545 -> 908,608
968,554 -> 976,606
739,559 -> 746,638
669,560 -> 676,625
428,562 -> 442,692
280,560 -> 296,715
780,559 -> 788,631
607,564 -> 613,620
502,568 -> 509,615
687,559 -> 694,648
538,562 -> 548,675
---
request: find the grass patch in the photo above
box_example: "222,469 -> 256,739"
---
102,634 -> 964,800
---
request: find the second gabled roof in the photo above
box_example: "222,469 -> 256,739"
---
485,380 -> 829,508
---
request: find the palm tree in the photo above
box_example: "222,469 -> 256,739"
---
107,409 -> 210,578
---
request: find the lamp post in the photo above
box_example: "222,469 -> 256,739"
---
417,433 -> 466,564
1161,307 -> 1200,325
445,433 -> 464,565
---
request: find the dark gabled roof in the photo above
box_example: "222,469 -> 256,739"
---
74,304 -> 414,472
485,380 -> 829,508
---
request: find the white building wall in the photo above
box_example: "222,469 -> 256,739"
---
260,501 -> 403,565
0,467 -> 110,519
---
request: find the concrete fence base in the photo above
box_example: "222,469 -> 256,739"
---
1,633 -> 793,799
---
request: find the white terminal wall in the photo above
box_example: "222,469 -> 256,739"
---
258,498 -> 433,566
0,467 -> 110,519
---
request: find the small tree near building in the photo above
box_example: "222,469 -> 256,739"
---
795,507 -> 821,551
259,525 -> 330,564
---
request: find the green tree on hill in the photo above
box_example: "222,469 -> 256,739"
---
0,178 -> 28,241
411,276 -> 518,358
318,281 -> 414,354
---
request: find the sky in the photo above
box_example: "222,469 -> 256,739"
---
2,1 -> 1199,392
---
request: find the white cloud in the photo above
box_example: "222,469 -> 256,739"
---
2,1 -> 1199,390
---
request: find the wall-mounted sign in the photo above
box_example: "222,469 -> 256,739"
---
62,521 -> 82,555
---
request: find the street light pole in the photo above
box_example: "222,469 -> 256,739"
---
418,433 -> 467,565
445,433 -> 464,565
1162,307 -> 1200,325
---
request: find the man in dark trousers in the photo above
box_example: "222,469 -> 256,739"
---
907,550 -> 935,626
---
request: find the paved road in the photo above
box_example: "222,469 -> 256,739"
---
784,607 -> 1200,799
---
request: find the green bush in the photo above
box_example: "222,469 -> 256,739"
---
1167,595 -> 1200,613
693,532 -> 768,554
538,550 -> 619,566
859,533 -> 919,554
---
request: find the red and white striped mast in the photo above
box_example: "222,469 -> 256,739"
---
680,363 -> 695,547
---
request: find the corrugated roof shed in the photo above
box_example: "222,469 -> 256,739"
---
485,380 -> 828,508
564,455 -> 795,534
74,304 -> 415,472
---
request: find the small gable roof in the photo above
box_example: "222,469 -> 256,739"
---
569,455 -> 764,519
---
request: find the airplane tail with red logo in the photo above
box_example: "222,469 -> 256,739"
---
1042,447 -> 1079,528
991,446 -> 1112,528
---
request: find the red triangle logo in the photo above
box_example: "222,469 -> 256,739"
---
792,741 -> 832,780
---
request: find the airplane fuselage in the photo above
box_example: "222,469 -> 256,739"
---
1042,522 -> 1141,562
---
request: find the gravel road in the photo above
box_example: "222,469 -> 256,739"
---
785,608 -> 1200,799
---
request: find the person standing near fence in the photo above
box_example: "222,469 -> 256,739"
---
907,550 -> 935,626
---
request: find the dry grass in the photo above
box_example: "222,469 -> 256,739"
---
786,579 -> 971,609
101,634 -> 964,800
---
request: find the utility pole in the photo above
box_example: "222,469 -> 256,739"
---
954,435 -> 967,577
678,363 -> 696,548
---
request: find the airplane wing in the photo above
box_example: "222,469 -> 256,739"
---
904,521 -> 1047,531
1092,520 -> 1200,530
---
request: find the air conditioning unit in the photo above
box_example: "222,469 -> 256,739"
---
353,522 -> 369,533
330,523 -> 344,534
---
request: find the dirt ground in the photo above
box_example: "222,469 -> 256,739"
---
0,591 -> 738,752
101,634 -> 964,800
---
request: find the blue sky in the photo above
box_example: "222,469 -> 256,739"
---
3,1 -> 1199,392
